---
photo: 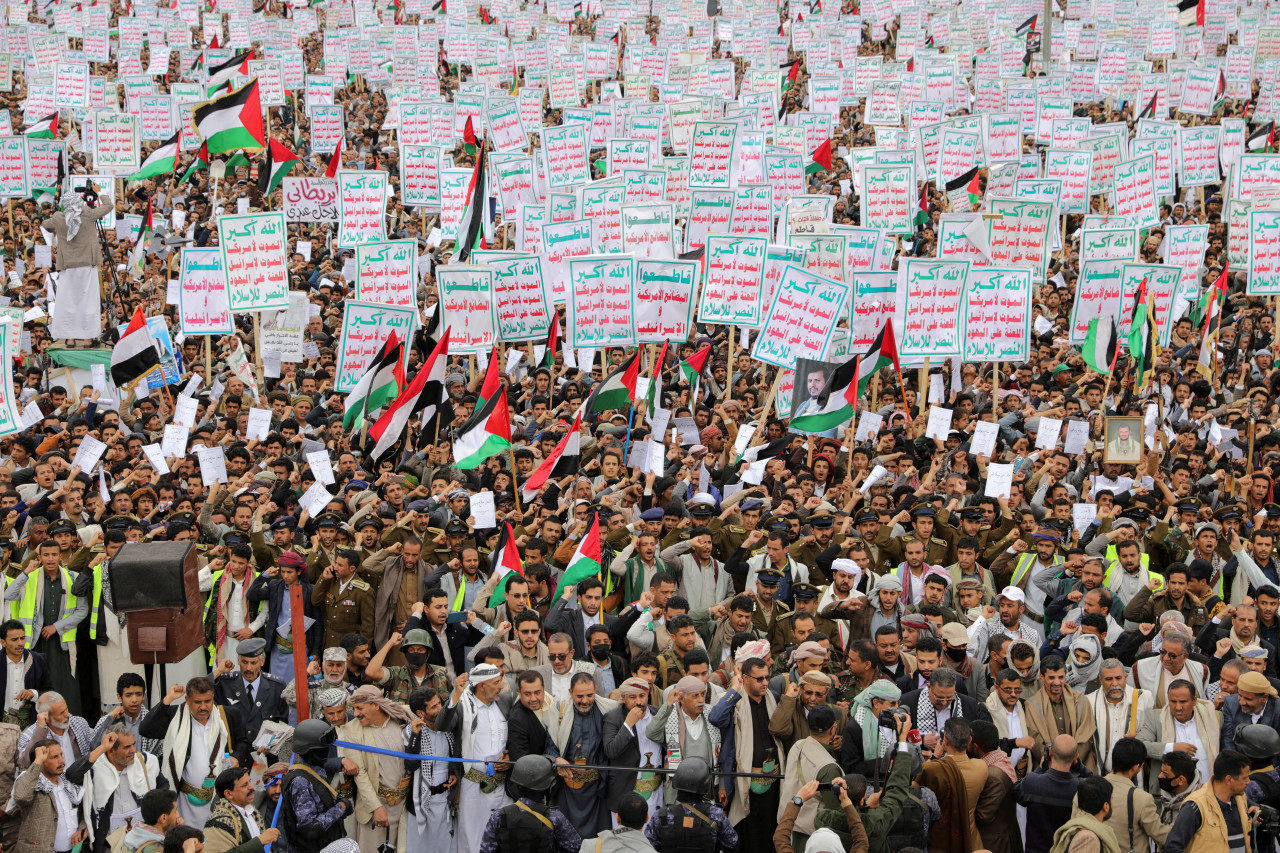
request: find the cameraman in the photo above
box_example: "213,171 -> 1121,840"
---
813,709 -> 921,853
1165,750 -> 1261,853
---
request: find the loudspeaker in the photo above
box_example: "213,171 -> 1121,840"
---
105,542 -> 206,665
107,542 -> 194,611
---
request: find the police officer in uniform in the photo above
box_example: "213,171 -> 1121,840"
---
790,512 -> 843,585
279,718 -> 353,850
352,517 -> 383,566
751,568 -> 791,636
311,549 -> 377,652
879,506 -> 950,567
711,499 -> 766,589
479,754 -> 582,853
644,757 -> 738,851
212,638 -> 289,746
770,584 -> 838,657
250,514 -> 305,573
852,510 -> 891,576
306,514 -> 344,582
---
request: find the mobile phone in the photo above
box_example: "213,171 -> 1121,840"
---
445,611 -> 469,624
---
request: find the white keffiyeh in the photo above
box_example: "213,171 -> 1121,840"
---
60,192 -> 85,240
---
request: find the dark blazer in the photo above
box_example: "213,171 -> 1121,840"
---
506,702 -> 549,763
213,671 -> 290,745
246,575 -> 323,660
0,649 -> 48,712
1195,620 -> 1279,677
545,597 -> 620,661
138,701 -> 253,774
899,688 -> 992,731
1221,694 -> 1280,752
401,613 -> 484,676
602,703 -> 658,812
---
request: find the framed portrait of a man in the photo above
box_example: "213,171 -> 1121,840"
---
1103,416 -> 1144,465
790,358 -> 839,437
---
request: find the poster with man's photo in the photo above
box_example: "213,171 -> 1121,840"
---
790,358 -> 841,437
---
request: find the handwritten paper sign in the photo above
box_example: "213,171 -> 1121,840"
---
217,212 -> 289,313
897,258 -> 970,358
961,268 -> 1033,362
282,177 -> 339,223
336,171 -> 389,248
567,255 -> 637,348
752,264 -> 850,369
178,248 -> 234,335
436,265 -> 495,354
698,234 -> 767,326
334,300 -> 417,392
354,240 -> 417,308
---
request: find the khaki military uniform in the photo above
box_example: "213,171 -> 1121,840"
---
306,544 -> 340,584
752,599 -> 791,637
789,535 -> 845,585
878,529 -> 950,568
767,610 -> 839,657
311,573 -> 376,650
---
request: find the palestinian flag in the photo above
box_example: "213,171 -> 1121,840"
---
485,522 -> 525,607
584,350 -> 640,414
193,80 -> 266,154
110,307 -> 160,387
408,332 -> 454,438
680,344 -> 712,389
790,353 -> 860,434
1138,92 -> 1158,119
224,150 -> 251,173
128,198 -> 153,278
1176,0 -> 1204,27
966,169 -> 983,206
367,329 -> 450,465
857,319 -> 901,397
1196,265 -> 1229,379
914,182 -> 930,226
324,136 -> 343,178
454,383 -> 513,469
178,143 -> 210,185
342,330 -> 404,431
463,116 -> 478,156
1082,315 -> 1119,375
945,166 -> 980,204
1248,121 -> 1276,153
737,436 -> 791,482
477,345 -> 502,409
25,112 -> 58,139
806,139 -> 833,175
205,50 -> 252,95
779,60 -> 799,117
450,133 -> 488,264
1214,68 -> 1227,111
521,412 -> 582,502
128,132 -> 180,181
1128,277 -> 1158,388
259,138 -> 299,196
646,340 -> 669,416
551,512 -> 603,599
542,318 -> 559,369
1014,14 -> 1036,35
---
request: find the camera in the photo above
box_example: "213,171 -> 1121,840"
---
1257,804 -> 1280,835
877,707 -> 910,729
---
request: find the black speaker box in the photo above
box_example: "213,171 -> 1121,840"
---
107,541 -> 195,612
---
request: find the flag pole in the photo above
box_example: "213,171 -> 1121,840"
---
509,446 -> 522,515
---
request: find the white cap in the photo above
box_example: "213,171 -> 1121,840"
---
997,586 -> 1026,603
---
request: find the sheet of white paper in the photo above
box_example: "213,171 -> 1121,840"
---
262,349 -> 282,378
673,417 -> 700,446
928,373 -> 945,404
925,407 -> 953,440
162,423 -> 188,459
246,408 -> 272,441
173,394 -> 199,428
306,450 -> 335,485
182,373 -> 204,397
142,443 -> 170,475
470,491 -> 496,527
1063,420 -> 1090,455
91,363 -> 107,394
855,411 -> 883,442
300,481 -> 333,517
19,402 -> 43,429
1072,503 -> 1097,534
1035,417 -> 1062,450
72,435 -> 107,473
732,423 -> 757,457
970,421 -> 998,457
195,445 -> 228,484
649,407 -> 672,441
985,462 -> 1014,499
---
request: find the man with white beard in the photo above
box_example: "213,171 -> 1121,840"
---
1086,658 -> 1154,773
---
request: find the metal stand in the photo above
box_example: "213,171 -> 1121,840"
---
96,218 -> 124,331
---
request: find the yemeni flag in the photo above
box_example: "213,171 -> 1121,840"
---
477,345 -> 503,409
178,143 -> 210,185
367,329 -> 450,465
463,116 -> 479,156
450,133 -> 488,264
914,182 -> 930,226
1248,121 -> 1276,153
342,331 -> 404,431
856,319 -> 901,396
454,384 -> 513,469
259,138 -> 299,196
1128,277 -> 1158,388
205,50 -> 252,95
128,132 -> 180,181
193,80 -> 266,154
485,522 -> 525,607
324,136 -> 343,178
521,413 -> 582,502
791,353 -> 860,434
128,198 -> 153,278
1176,0 -> 1204,26
1196,266 -> 1229,379
1082,315 -> 1119,375
551,512 -> 603,600
806,139 -> 833,175
111,307 -> 160,387
584,350 -> 640,414
25,112 -> 58,139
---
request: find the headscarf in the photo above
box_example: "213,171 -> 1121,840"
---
849,678 -> 901,762
318,688 -> 350,708
1009,639 -> 1041,688
1064,634 -> 1103,688
806,829 -> 845,853
734,639 -> 770,662
790,641 -> 829,664
60,191 -> 85,240
349,685 -> 414,724
901,612 -> 938,643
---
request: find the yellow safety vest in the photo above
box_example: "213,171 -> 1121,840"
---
15,567 -> 80,648
89,568 -> 103,640
1102,546 -> 1158,587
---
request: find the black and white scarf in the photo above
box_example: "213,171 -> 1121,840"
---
915,692 -> 965,736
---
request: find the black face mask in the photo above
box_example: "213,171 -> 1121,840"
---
591,644 -> 611,659
946,647 -> 968,663
404,651 -> 428,669
1158,777 -> 1178,793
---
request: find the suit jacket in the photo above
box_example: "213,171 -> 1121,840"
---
369,553 -> 431,649
0,649 -> 48,719
975,764 -> 1021,853
138,700 -> 253,775
545,597 -> 620,660
1220,694 -> 1280,752
203,795 -> 268,853
506,701 -> 550,763
45,195 -> 114,270
246,576 -> 322,660
213,672 -> 289,745
601,704 -> 659,812
12,765 -> 86,853
900,688 -> 992,732
1133,700 -> 1220,794
767,695 -> 846,757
